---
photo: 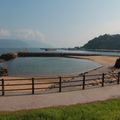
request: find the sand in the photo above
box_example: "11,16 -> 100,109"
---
69,56 -> 118,66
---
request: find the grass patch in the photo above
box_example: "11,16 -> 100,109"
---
0,99 -> 120,120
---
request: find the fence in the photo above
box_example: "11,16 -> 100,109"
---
0,72 -> 120,96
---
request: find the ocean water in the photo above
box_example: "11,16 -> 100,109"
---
2,57 -> 101,76
0,48 -> 120,56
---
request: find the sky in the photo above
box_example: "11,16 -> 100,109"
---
0,0 -> 120,47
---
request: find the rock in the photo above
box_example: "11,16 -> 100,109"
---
0,53 -> 17,61
0,67 -> 8,76
114,58 -> 120,68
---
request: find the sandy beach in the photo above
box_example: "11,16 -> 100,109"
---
0,55 -> 119,95
69,55 -> 118,66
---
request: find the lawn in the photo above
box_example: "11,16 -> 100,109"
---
0,99 -> 120,120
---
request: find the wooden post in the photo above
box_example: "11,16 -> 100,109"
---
102,73 -> 105,87
59,77 -> 62,92
117,72 -> 120,84
32,78 -> 35,94
82,74 -> 85,90
2,79 -> 4,96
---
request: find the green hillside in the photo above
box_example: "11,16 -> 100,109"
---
81,34 -> 120,50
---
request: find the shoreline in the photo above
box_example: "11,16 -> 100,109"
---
68,55 -> 117,66
69,56 -> 118,74
0,55 -> 118,79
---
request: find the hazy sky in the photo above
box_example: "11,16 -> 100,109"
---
0,0 -> 120,47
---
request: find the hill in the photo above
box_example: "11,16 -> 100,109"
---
0,39 -> 50,48
81,34 -> 120,50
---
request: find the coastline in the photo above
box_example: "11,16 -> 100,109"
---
68,56 -> 119,75
1,55 -> 118,79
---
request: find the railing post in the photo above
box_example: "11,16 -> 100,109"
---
102,73 -> 105,87
117,72 -> 120,84
32,78 -> 35,94
82,74 -> 85,90
2,79 -> 4,96
59,77 -> 62,92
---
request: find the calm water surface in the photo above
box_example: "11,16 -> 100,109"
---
2,57 -> 101,76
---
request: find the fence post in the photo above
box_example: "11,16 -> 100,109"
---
82,74 -> 85,90
59,77 -> 62,92
102,73 -> 105,87
117,72 -> 120,84
32,78 -> 35,94
2,79 -> 4,96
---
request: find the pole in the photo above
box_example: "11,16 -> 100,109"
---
2,79 -> 4,96
82,74 -> 85,90
32,78 -> 35,94
59,77 -> 62,92
117,72 -> 120,84
102,73 -> 105,87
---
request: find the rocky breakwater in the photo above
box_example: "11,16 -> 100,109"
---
0,53 -> 17,61
0,53 -> 17,76
114,57 -> 120,69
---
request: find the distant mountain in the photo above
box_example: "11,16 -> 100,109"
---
0,39 -> 50,48
81,34 -> 120,50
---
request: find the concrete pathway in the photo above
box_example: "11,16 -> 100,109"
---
0,85 -> 120,111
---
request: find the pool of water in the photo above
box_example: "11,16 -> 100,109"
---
1,57 -> 101,76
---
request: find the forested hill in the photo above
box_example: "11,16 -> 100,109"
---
81,34 -> 120,50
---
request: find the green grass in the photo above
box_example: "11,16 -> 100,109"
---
1,99 -> 120,120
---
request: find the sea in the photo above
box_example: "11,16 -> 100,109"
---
0,48 -> 119,76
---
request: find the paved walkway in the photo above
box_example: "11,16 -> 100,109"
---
0,85 -> 120,111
